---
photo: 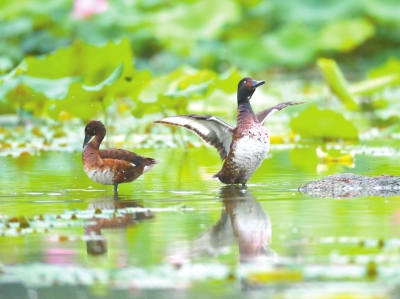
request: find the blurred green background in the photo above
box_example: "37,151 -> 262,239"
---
2,0 -> 400,73
1,0 -> 400,144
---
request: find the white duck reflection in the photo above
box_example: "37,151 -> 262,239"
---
168,185 -> 275,265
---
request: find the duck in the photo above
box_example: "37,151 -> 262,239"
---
82,120 -> 158,196
154,77 -> 303,185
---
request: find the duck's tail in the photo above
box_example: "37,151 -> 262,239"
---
143,158 -> 157,173
212,172 -> 220,181
146,158 -> 159,165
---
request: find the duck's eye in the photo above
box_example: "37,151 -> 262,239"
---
243,80 -> 247,84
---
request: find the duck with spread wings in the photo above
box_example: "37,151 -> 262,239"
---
154,77 -> 303,185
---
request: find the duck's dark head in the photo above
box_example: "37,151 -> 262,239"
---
83,120 -> 105,148
237,77 -> 265,104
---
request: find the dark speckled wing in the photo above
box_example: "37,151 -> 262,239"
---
154,114 -> 234,160
99,149 -> 158,166
256,101 -> 304,126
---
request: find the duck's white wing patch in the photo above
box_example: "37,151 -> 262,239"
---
256,101 -> 305,125
154,114 -> 234,160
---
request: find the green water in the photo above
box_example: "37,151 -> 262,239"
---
1,145 -> 400,298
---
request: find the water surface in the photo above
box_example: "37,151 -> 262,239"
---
1,145 -> 400,298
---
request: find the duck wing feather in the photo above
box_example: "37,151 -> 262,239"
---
154,114 -> 234,160
256,101 -> 305,125
100,149 -> 158,166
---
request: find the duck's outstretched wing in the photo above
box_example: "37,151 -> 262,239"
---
256,101 -> 305,125
154,114 -> 234,160
100,149 -> 158,166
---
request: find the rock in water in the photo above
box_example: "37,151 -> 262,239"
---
299,173 -> 400,198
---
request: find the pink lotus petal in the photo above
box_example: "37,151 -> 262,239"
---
73,0 -> 108,18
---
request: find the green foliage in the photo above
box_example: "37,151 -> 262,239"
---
230,24 -> 318,70
352,58 -> 400,96
319,18 -> 375,52
363,0 -> 400,24
24,39 -> 133,82
0,40 -> 152,120
1,0 -> 400,73
317,58 -> 358,110
290,105 -> 359,140
0,40 -> 244,124
368,57 -> 400,78
134,67 -> 241,118
47,63 -> 127,121
150,0 -> 240,53
317,57 -> 400,130
350,74 -> 400,96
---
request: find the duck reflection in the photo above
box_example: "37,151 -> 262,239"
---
84,198 -> 154,255
168,185 -> 274,265
222,185 -> 274,262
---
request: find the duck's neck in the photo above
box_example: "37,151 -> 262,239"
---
237,99 -> 257,124
90,128 -> 106,150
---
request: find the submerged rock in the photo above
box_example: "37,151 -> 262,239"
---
299,173 -> 400,198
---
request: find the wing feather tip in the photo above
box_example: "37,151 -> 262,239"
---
291,101 -> 306,106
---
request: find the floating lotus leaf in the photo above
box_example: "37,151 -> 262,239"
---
290,105 -> 359,140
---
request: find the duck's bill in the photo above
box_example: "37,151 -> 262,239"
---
82,135 -> 92,148
251,80 -> 265,88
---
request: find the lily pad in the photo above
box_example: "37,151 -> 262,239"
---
47,63 -> 127,121
82,63 -> 123,92
290,105 -> 359,140
150,0 -> 240,52
24,39 -> 134,84
261,24 -> 318,68
319,18 -> 375,52
368,57 -> 400,78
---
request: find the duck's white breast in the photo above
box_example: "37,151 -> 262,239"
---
84,167 -> 115,185
231,128 -> 269,179
233,135 -> 269,165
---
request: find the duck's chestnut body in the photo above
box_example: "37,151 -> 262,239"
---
155,77 -> 303,185
82,121 -> 158,196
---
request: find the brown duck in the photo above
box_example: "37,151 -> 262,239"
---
154,77 -> 303,185
82,120 -> 158,196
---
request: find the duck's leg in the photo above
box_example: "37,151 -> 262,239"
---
113,183 -> 119,198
